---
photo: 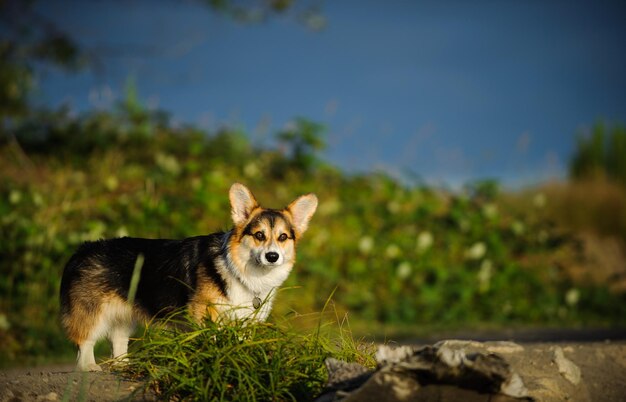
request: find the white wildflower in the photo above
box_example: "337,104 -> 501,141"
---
482,203 -> 498,219
0,313 -> 10,330
465,242 -> 487,260
32,192 -> 44,206
396,262 -> 412,279
116,226 -> 129,238
511,220 -> 525,236
155,153 -> 181,176
416,231 -> 434,253
9,190 -> 21,205
358,236 -> 374,255
105,175 -> 119,191
387,200 -> 401,214
565,288 -> 580,307
385,244 -> 401,259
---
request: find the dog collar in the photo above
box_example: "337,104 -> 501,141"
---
253,296 -> 262,309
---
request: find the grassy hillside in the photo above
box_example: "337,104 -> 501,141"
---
1,106 -> 625,366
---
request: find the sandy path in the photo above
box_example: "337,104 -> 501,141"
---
2,341 -> 625,401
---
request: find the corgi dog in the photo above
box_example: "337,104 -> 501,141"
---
59,183 -> 318,371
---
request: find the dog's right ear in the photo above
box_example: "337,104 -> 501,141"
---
229,183 -> 259,226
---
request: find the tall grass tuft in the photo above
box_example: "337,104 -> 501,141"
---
122,311 -> 374,401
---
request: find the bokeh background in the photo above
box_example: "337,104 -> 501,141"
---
1,0 -> 625,366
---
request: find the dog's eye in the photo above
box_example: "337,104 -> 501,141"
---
278,233 -> 288,242
254,231 -> 266,241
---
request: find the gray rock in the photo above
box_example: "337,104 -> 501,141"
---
486,342 -> 525,354
324,358 -> 373,391
434,339 -> 525,354
319,342 -> 531,401
553,346 -> 582,385
341,368 -> 421,402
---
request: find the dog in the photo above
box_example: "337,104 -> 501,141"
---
59,183 -> 318,371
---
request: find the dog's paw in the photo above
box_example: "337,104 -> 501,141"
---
87,363 -> 103,372
76,363 -> 102,372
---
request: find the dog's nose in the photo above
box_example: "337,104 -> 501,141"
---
265,252 -> 279,263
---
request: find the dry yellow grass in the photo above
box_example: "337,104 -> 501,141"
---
501,178 -> 626,292
502,178 -> 626,239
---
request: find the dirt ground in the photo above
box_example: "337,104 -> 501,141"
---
502,341 -> 626,401
1,339 -> 625,402
0,363 -> 150,402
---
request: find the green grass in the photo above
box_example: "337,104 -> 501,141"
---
120,311 -> 375,402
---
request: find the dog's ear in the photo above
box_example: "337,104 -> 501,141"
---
287,193 -> 318,236
229,183 -> 259,226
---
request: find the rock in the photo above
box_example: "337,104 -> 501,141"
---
342,368 -> 420,402
375,345 -> 415,366
324,358 -> 372,391
320,342 -> 531,401
501,373 -> 527,399
434,339 -> 485,350
315,359 -> 374,402
553,346 -> 581,385
434,339 -> 525,354
36,392 -> 58,401
532,378 -> 568,401
486,342 -> 525,354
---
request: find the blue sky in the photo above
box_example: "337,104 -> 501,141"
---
34,0 -> 626,188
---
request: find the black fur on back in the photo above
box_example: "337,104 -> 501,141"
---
60,233 -> 229,317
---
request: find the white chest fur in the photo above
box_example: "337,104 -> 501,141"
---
218,259 -> 293,322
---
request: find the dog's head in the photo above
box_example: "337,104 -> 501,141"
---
228,183 -> 318,271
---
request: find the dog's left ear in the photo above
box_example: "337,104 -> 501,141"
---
229,183 -> 259,226
287,193 -> 318,236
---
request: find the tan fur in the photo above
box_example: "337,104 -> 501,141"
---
62,263 -> 108,344
228,228 -> 246,275
63,291 -> 146,343
62,261 -> 149,345
188,268 -> 225,322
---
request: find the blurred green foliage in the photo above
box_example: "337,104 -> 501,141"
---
570,122 -> 626,186
1,90 -> 625,366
